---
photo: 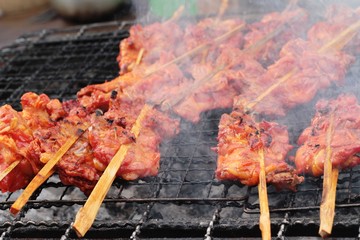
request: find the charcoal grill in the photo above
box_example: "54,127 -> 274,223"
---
2,13 -> 360,240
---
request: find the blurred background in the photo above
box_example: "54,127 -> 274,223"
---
1,0 -> 358,48
0,0 -> 289,48
0,0 -> 137,47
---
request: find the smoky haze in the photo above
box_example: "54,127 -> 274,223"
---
123,0 -> 360,181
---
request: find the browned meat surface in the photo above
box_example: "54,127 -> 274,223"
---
244,8 -> 308,63
307,4 -> 360,53
0,105 -> 35,192
234,38 -> 354,116
295,94 -> 360,176
215,109 -> 303,191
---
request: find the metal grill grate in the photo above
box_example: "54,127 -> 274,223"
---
1,21 -> 360,239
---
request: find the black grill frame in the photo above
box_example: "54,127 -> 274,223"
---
1,20 -> 360,239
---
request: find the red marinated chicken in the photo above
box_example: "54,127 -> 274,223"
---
295,94 -> 360,176
234,38 -> 354,116
215,109 -> 303,190
0,105 -> 35,192
307,4 -> 360,53
244,8 -> 308,63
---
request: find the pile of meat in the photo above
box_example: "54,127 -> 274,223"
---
0,3 -> 360,197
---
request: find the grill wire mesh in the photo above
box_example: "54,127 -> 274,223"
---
1,20 -> 360,239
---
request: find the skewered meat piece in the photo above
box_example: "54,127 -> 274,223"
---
181,18 -> 245,65
0,91 -> 179,194
215,108 -> 303,191
53,99 -> 101,194
57,98 -> 179,193
77,71 -> 140,112
117,22 -> 184,74
234,38 -> 354,116
89,95 -> 180,181
117,17 -> 245,74
294,94 -> 360,176
78,52 -> 186,113
171,48 -> 265,123
183,18 -> 244,51
0,105 -> 35,192
307,4 -> 360,53
244,8 -> 308,64
0,92 -> 67,192
21,92 -> 68,165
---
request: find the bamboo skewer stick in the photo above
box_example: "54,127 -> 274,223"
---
215,0 -> 228,23
167,5 -> 184,22
135,48 -> 145,65
10,125 -> 88,215
319,112 -> 338,238
244,68 -> 298,112
258,144 -> 271,240
72,104 -> 152,237
317,20 -> 360,238
0,160 -> 20,182
319,20 -> 360,53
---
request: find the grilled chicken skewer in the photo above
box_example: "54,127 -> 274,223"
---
10,124 -> 88,215
0,93 -> 71,192
73,104 -> 151,237
294,8 -> 360,236
294,94 -> 360,237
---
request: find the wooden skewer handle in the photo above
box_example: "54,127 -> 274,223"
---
258,148 -> 271,240
319,168 -> 339,238
319,111 -> 337,238
73,144 -> 132,237
10,126 -> 88,215
0,160 -> 20,182
10,169 -> 55,215
72,104 -> 152,237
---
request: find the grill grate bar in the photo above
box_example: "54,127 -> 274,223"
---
128,138 -> 177,239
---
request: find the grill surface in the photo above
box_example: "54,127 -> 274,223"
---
1,19 -> 360,239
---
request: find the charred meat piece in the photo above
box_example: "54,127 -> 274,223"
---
244,8 -> 308,64
295,94 -> 360,176
89,96 -> 180,181
215,110 -> 303,191
234,38 -> 354,116
0,105 -> 35,192
172,48 -> 266,123
117,22 -> 184,74
0,92 -> 68,192
307,4 -> 360,53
